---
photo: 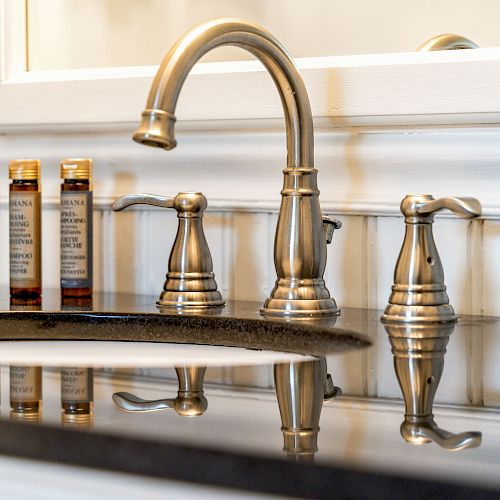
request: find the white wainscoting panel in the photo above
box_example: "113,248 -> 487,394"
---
1,123 -> 500,406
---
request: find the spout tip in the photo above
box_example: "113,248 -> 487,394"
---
132,109 -> 177,150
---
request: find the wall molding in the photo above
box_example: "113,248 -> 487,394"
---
2,124 -> 500,218
3,197 -> 500,219
3,49 -> 500,130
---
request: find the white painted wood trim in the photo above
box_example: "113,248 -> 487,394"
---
2,16 -> 500,130
0,0 -> 26,81
2,0 -> 500,130
2,124 -> 499,218
2,196 -> 500,219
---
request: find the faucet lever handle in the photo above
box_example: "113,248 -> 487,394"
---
401,419 -> 482,451
417,196 -> 481,218
112,192 -> 223,308
112,193 -> 175,211
112,392 -> 176,412
112,366 -> 208,416
322,217 -> 342,245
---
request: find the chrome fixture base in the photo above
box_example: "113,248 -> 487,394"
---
382,303 -> 457,323
261,298 -> 340,318
260,167 -> 339,317
158,288 -> 224,309
132,19 -> 339,318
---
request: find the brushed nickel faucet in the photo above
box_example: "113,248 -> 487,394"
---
112,192 -> 224,308
418,34 -> 479,51
383,194 -> 481,323
132,18 -> 340,317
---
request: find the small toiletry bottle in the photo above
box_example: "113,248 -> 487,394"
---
61,367 -> 93,418
10,366 -> 42,415
9,159 -> 42,301
60,159 -> 93,298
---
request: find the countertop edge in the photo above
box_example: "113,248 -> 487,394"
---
0,419 -> 495,499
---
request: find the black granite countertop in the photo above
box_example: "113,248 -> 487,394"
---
0,290 -> 371,357
0,291 -> 498,498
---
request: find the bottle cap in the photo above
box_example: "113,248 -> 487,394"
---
10,410 -> 41,422
61,411 -> 93,426
9,159 -> 41,180
61,158 -> 92,180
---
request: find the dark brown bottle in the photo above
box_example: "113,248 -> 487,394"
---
9,159 -> 42,302
60,159 -> 93,298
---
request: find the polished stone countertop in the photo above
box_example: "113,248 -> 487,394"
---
0,291 -> 498,498
0,290 -> 371,357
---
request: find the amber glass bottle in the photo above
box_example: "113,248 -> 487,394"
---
9,159 -> 42,301
60,159 -> 93,298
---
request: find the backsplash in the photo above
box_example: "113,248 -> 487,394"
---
1,123 -> 500,407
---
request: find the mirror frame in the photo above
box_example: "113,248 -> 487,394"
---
2,0 -> 500,134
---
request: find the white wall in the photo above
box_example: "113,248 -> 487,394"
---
27,0 -> 500,70
0,122 -> 498,407
5,2 -> 500,408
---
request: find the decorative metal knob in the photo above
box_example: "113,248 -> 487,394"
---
112,192 -> 224,308
418,34 -> 479,51
383,194 -> 481,323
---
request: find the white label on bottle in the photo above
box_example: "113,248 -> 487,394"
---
9,192 -> 41,287
10,366 -> 41,402
61,192 -> 89,281
61,368 -> 93,403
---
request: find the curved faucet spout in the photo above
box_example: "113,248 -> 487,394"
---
133,18 -> 313,168
134,18 -> 339,317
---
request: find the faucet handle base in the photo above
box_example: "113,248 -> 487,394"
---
158,289 -> 224,308
382,303 -> 457,323
261,297 -> 340,318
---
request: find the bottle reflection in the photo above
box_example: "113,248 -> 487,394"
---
61,296 -> 93,311
384,322 -> 481,451
9,299 -> 43,421
61,367 -> 94,426
274,358 -> 329,464
113,366 -> 208,416
10,366 -> 42,421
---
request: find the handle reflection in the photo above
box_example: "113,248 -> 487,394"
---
384,322 -> 481,451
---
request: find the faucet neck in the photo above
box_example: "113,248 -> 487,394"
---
134,18 -> 314,168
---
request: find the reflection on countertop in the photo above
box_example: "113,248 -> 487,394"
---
0,293 -> 499,497
0,359 -> 498,497
384,322 -> 481,450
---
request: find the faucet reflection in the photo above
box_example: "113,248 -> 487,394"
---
274,358 -> 339,463
132,18 -> 340,318
113,366 -> 208,417
384,322 -> 481,451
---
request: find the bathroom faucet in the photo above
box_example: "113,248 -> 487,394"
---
382,194 -> 481,323
133,18 -> 339,317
